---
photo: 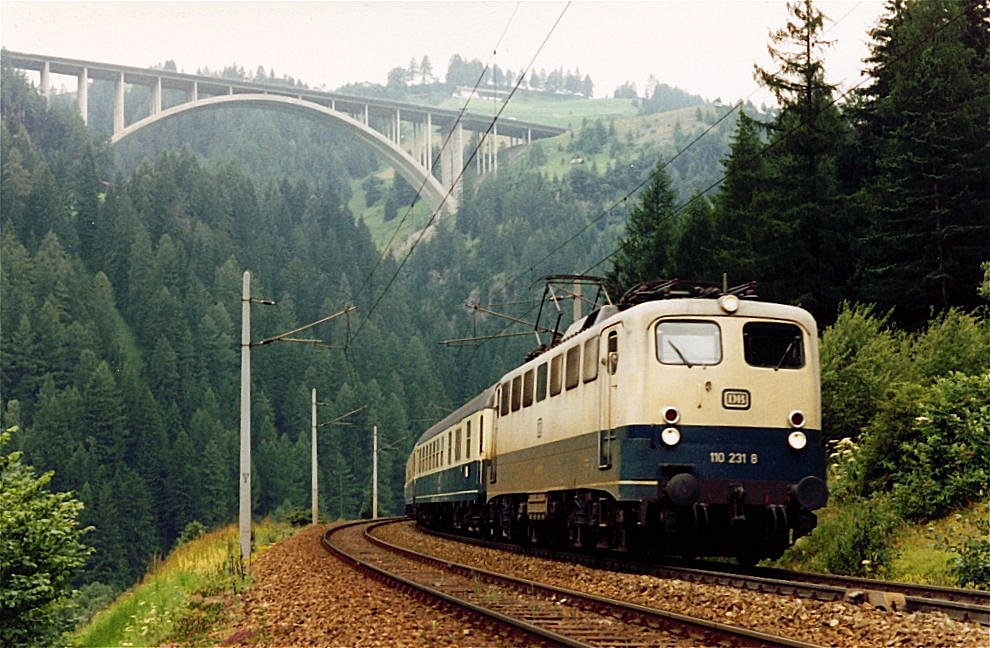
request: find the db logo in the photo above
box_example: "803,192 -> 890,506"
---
722,389 -> 751,410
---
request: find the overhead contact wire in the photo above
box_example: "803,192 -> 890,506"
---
349,2 -> 571,347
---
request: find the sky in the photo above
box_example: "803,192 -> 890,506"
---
1,1 -> 886,106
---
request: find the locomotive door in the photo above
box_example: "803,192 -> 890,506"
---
598,325 -> 621,469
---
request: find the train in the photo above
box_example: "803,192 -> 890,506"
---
404,278 -> 828,564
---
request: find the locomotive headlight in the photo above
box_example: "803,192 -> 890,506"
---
788,430 -> 808,450
789,410 -> 806,428
718,294 -> 740,313
660,427 -> 681,447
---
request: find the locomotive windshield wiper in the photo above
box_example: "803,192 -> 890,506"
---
667,341 -> 693,368
774,340 -> 796,371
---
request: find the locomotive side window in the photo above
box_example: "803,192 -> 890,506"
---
500,383 -> 510,415
565,346 -> 581,389
523,370 -> 534,407
583,337 -> 599,383
465,421 -> 472,459
536,363 -> 548,402
656,321 -> 721,366
448,431 -> 452,464
744,322 -> 805,369
549,354 -> 563,396
511,375 -> 522,412
455,427 -> 461,462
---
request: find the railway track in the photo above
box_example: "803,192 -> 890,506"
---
418,524 -> 990,626
322,519 -> 823,647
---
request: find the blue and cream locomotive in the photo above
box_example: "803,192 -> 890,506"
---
404,279 -> 828,563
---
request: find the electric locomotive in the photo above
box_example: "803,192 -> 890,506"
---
405,279 -> 828,564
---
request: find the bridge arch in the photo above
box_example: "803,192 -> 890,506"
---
110,94 -> 457,214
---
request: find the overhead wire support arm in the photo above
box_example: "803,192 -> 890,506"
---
253,305 -> 357,347
439,330 -> 541,347
467,302 -> 557,333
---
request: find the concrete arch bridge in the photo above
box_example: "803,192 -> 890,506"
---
7,51 -> 566,215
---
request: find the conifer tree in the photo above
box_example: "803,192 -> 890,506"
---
608,163 -> 679,292
751,0 -> 849,319
855,0 -> 990,326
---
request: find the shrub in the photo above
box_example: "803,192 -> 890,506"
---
909,309 -> 990,382
272,500 -> 311,526
856,382 -> 928,495
825,437 -> 861,502
890,372 -> 990,521
0,427 -> 92,646
783,495 -> 900,577
175,520 -> 208,548
819,303 -> 906,442
945,516 -> 990,590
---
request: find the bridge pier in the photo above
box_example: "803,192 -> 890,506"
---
441,122 -> 464,208
151,77 -> 162,116
426,113 -> 433,171
114,72 -> 125,134
77,67 -> 88,125
40,61 -> 50,105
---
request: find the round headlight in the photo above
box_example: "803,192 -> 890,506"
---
789,410 -> 806,428
660,427 -> 681,447
662,406 -> 680,424
718,294 -> 740,313
788,430 -> 808,450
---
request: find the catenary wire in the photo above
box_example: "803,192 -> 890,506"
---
346,2 -> 572,348
359,3 -> 524,293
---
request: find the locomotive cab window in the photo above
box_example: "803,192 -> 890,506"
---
743,322 -> 805,369
656,321 -> 721,366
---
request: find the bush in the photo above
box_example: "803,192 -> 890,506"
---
889,372 -> 990,521
909,309 -> 990,382
825,437 -> 861,502
0,427 -> 92,647
783,495 -> 900,577
272,500 -> 311,526
856,382 -> 928,495
174,520 -> 208,548
819,303 -> 906,442
945,516 -> 990,590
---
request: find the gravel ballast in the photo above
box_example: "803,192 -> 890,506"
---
218,524 -> 516,647
374,521 -> 988,648
217,521 -> 988,647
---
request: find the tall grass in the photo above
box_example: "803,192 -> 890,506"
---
73,520 -> 298,647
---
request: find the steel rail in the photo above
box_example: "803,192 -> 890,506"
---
324,519 -> 823,648
417,523 -> 990,626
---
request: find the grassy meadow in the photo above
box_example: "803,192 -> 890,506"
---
73,520 -> 299,647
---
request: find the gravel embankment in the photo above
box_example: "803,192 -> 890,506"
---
374,522 -> 988,648
217,524 -> 517,647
